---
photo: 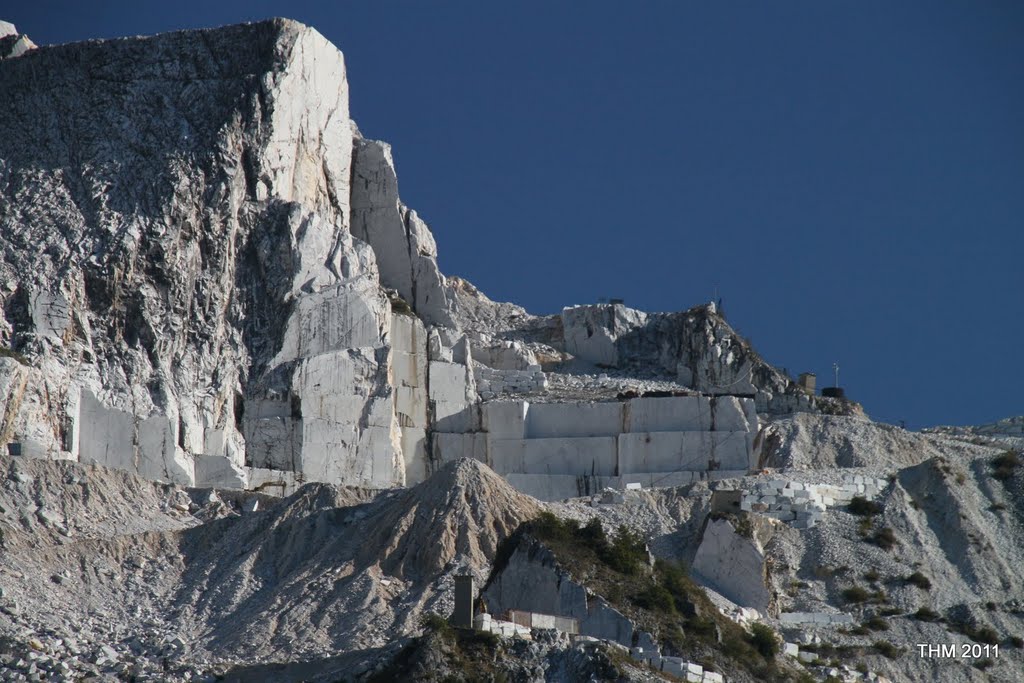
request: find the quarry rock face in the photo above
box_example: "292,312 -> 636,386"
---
691,517 -> 771,612
483,533 -> 638,646
0,19 -> 429,490
0,18 -> 850,497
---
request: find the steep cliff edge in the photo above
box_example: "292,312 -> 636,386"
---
0,19 -> 452,489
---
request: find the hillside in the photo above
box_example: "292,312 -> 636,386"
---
0,16 -> 1021,683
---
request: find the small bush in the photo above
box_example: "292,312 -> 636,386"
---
849,496 -> 882,516
419,612 -> 452,636
748,623 -> 779,659
605,525 -> 648,575
870,527 -> 898,550
389,294 -> 414,316
949,618 -> 1001,645
878,607 -> 902,617
842,586 -> 871,603
992,451 -> 1021,481
863,569 -> 880,582
873,641 -> 902,659
1008,635 -> 1024,648
632,584 -> 676,615
862,616 -> 889,631
905,572 -> 932,590
913,607 -> 941,622
972,626 -> 1000,645
974,658 -> 994,671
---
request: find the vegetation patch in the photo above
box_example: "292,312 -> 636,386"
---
389,293 -> 415,316
946,615 -> 1000,645
904,572 -> 932,590
369,612 -> 507,683
494,512 -> 804,682
992,451 -> 1021,481
842,586 -> 871,604
861,616 -> 889,632
913,607 -> 941,622
872,641 -> 902,659
848,496 -> 882,516
867,527 -> 898,551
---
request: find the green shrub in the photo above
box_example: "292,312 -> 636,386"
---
905,572 -> 932,590
862,616 -> 889,632
605,525 -> 648,575
419,612 -> 452,636
992,451 -> 1021,481
842,585 -> 871,603
949,619 -> 1000,644
873,641 -> 901,659
579,517 -> 607,547
869,527 -> 898,550
863,569 -> 880,582
848,496 -> 882,516
913,607 -> 941,622
632,583 -> 676,614
748,623 -> 779,659
972,626 -> 1000,645
389,294 -> 414,316
1008,635 -> 1024,648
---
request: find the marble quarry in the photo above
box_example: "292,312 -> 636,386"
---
0,17 -> 837,502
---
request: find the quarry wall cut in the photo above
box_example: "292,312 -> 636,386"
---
0,19 -> 828,501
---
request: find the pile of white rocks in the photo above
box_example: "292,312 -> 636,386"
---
0,629 -> 218,682
781,642 -> 893,682
629,648 -> 725,682
738,474 -> 889,529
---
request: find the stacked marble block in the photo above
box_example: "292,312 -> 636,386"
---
433,394 -> 758,501
739,475 -> 889,529
779,612 -> 855,626
629,650 -> 725,682
473,363 -> 548,399
472,614 -> 531,639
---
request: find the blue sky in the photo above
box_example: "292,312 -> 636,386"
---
9,2 -> 1023,429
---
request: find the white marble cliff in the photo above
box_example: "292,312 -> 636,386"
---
0,19 -> 856,500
